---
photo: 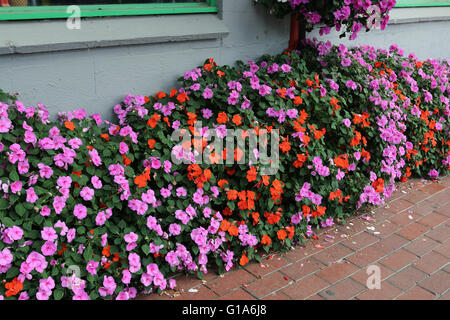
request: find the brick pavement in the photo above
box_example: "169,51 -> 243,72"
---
140,176 -> 450,300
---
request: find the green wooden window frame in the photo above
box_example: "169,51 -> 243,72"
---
396,0 -> 450,7
0,0 -> 217,21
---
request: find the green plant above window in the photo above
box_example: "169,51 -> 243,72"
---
0,0 -> 217,21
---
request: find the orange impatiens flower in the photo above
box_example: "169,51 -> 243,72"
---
293,154 -> 307,168
122,154 -> 131,166
329,189 -> 342,201
220,219 -> 231,232
228,224 -> 239,237
177,92 -> 189,103
372,178 -> 384,193
277,229 -> 287,240
280,139 -> 291,154
246,166 -> 257,182
147,113 -> 161,128
298,109 -> 308,124
232,114 -> 242,126
265,210 -> 282,225
302,204 -> 311,217
148,139 -> 156,149
169,89 -> 178,98
350,130 -> 362,147
218,179 -> 229,189
334,154 -> 349,170
261,175 -> 270,186
217,112 -> 228,124
5,278 -> 23,297
156,91 -> 166,99
102,245 -> 111,257
234,148 -> 243,162
293,96 -> 303,105
64,121 -> 75,131
100,133 -> 109,142
134,167 -> 151,188
204,63 -> 213,72
227,189 -> 238,201
239,253 -> 249,266
301,134 -> 311,146
312,206 -> 327,218
261,234 -> 271,246
251,211 -> 260,225
361,148 -> 371,162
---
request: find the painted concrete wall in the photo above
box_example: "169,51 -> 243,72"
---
0,3 -> 449,120
0,0 -> 290,120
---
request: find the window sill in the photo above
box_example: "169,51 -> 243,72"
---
388,6 -> 450,24
0,13 -> 229,55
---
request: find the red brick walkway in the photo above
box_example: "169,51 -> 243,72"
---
140,176 -> 450,300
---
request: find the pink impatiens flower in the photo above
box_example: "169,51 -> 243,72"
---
0,248 -> 13,266
86,260 -> 99,275
73,204 -> 87,220
41,227 -> 58,242
26,187 -> 38,203
80,187 -> 94,201
41,241 -> 57,256
40,206 -> 51,217
89,148 -> 102,166
10,181 -> 22,194
91,176 -> 103,189
67,228 -> 76,243
37,163 -> 53,179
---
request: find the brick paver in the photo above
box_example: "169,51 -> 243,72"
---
140,176 -> 450,300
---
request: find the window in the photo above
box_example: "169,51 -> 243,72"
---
396,0 -> 450,7
0,0 -> 217,21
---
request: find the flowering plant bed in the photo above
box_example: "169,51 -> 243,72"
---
0,42 -> 448,300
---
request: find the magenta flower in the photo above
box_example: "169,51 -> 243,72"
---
38,163 -> 53,179
122,269 -> 131,285
88,148 -> 102,166
86,260 -> 99,275
428,169 -> 439,179
95,211 -> 107,226
57,176 -> 72,189
0,248 -> 13,266
124,232 -> 138,243
26,187 -> 38,203
0,117 -> 12,133
202,88 -> 214,99
73,204 -> 87,220
41,227 -> 57,242
342,118 -> 351,127
41,241 -> 57,256
119,142 -> 129,155
10,181 -> 22,194
91,176 -> 103,189
80,187 -> 95,201
169,223 -> 181,236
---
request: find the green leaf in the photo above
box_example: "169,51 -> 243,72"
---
54,288 -> 64,300
83,245 -> 93,262
15,203 -> 26,216
6,267 -> 19,279
142,244 -> 150,256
